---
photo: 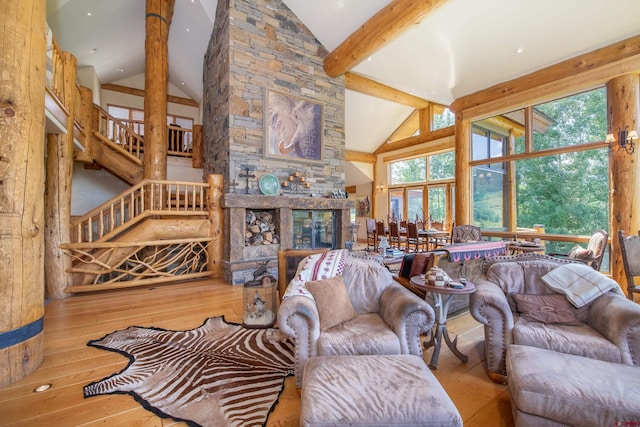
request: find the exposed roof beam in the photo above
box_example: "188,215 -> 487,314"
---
374,126 -> 455,155
450,34 -> 640,114
345,72 -> 430,109
323,0 -> 448,77
345,150 -> 376,163
101,83 -> 199,108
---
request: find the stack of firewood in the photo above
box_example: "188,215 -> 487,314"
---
245,210 -> 279,246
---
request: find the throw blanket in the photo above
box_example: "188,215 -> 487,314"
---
282,249 -> 348,300
445,241 -> 507,262
84,316 -> 295,427
542,263 -> 623,308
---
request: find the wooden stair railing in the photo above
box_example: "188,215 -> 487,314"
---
92,105 -> 144,163
70,179 -> 209,244
123,119 -> 194,158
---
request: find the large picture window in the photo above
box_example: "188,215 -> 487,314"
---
385,152 -> 455,225
470,87 -> 609,260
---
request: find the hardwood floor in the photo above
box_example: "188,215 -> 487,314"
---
0,279 -> 514,426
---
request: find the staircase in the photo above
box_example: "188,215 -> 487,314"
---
88,105 -> 144,184
61,179 -> 214,292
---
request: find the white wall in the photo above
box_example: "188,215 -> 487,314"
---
101,74 -> 201,124
71,162 -> 130,215
76,66 -> 101,105
71,158 -> 204,215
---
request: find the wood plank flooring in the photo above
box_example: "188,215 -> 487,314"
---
0,279 -> 514,426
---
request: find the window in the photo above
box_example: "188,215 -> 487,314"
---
470,87 -> 609,259
385,152 -> 455,225
407,188 -> 423,222
433,107 -> 455,130
389,189 -> 404,222
428,151 -> 455,181
533,88 -> 606,151
390,158 -> 426,185
427,186 -> 446,222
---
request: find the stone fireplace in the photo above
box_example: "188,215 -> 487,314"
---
222,194 -> 353,285
202,0 -> 351,284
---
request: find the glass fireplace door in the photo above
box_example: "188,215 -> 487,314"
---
292,210 -> 336,249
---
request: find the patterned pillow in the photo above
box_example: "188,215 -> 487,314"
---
409,253 -> 433,278
283,249 -> 348,300
511,293 -> 582,325
305,276 -> 356,330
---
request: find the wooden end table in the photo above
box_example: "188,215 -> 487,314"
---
410,275 -> 476,370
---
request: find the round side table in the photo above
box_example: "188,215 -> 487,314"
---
410,275 -> 476,370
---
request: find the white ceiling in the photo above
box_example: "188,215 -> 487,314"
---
46,0 -> 640,174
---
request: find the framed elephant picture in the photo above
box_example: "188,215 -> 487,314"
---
265,90 -> 323,162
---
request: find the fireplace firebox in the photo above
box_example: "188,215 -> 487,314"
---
222,194 -> 354,285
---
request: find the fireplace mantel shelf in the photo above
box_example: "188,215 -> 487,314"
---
223,194 -> 354,210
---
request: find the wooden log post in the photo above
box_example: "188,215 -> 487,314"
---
0,0 -> 46,386
207,174 -> 224,278
607,74 -> 640,288
192,124 -> 203,169
44,51 -> 76,300
454,112 -> 471,226
74,86 -> 94,163
143,0 -> 174,200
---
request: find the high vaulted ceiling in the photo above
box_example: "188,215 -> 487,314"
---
47,0 -> 640,173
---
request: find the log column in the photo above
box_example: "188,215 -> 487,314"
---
144,0 -> 175,190
207,174 -> 223,278
607,74 -> 640,288
192,124 -> 203,169
454,113 -> 471,225
0,0 -> 46,386
44,51 -> 76,300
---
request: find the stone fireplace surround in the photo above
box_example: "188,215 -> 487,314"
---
222,194 -> 354,285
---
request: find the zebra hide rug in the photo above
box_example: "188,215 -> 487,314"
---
84,316 -> 295,427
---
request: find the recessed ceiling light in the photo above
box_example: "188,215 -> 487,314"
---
515,47 -> 524,54
119,68 -> 124,72
87,12 -> 91,16
186,28 -> 190,32
33,384 -> 52,393
181,82 -> 185,86
367,56 -> 372,62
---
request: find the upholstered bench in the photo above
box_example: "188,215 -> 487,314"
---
507,344 -> 640,426
300,354 -> 462,427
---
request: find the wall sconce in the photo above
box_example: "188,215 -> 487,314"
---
606,126 -> 637,154
376,184 -> 384,192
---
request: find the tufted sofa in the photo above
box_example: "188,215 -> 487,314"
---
469,253 -> 640,383
278,251 -> 435,387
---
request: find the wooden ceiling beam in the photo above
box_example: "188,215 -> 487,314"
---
323,0 -> 448,78
101,83 -> 199,108
345,72 -> 430,109
345,150 -> 377,163
450,34 -> 640,115
375,126 -> 455,154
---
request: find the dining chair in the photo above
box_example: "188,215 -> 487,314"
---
388,221 -> 405,251
406,222 -> 427,253
376,221 -> 386,241
366,218 -> 377,251
618,230 -> 640,300
548,229 -> 608,271
452,224 -> 482,243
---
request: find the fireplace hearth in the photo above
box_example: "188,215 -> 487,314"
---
222,194 -> 354,285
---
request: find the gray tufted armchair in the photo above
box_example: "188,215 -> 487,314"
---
277,253 -> 435,387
